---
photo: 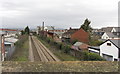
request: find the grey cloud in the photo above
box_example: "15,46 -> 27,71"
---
0,0 -> 119,29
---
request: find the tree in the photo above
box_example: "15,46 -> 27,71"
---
24,26 -> 30,34
21,30 -> 25,35
80,19 -> 93,44
80,18 -> 92,33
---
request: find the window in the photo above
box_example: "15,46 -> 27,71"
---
107,43 -> 111,46
117,33 -> 119,36
114,59 -> 118,61
5,44 -> 11,46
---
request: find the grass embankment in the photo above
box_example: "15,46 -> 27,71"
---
37,36 -> 79,61
11,35 -> 29,61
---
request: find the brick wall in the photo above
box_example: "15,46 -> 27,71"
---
71,28 -> 89,43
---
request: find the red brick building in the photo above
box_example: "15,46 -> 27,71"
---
71,28 -> 89,43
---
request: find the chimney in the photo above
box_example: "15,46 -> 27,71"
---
42,22 -> 44,31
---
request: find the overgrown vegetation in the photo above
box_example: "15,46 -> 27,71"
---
36,34 -> 105,61
62,38 -> 78,45
79,51 -> 105,61
89,40 -> 103,46
11,35 -> 29,61
37,35 -> 78,61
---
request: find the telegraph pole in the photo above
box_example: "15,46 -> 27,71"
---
42,21 -> 45,36
42,22 -> 44,31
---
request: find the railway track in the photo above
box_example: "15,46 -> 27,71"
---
29,36 -> 60,62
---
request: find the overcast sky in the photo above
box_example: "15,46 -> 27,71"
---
0,0 -> 119,29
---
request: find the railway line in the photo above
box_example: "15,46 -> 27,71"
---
29,36 -> 60,62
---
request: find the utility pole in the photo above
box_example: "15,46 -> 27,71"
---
42,21 -> 45,36
42,22 -> 44,31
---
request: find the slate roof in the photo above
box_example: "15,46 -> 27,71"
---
45,26 -> 54,30
110,39 -> 120,49
101,27 -> 113,32
63,29 -> 79,35
114,27 -> 120,32
106,32 -> 120,38
88,46 -> 100,51
74,42 -> 83,47
73,42 -> 89,50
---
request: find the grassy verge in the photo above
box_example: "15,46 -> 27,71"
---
37,36 -> 79,61
11,35 -> 29,61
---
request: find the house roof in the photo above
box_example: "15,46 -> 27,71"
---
101,39 -> 120,49
79,43 -> 90,49
74,42 -> 83,47
0,29 -> 17,31
88,46 -> 100,51
101,27 -> 113,32
45,26 -> 54,30
73,42 -> 89,50
106,32 -> 119,38
110,39 -> 120,49
114,27 -> 120,32
63,28 -> 79,35
5,38 -> 18,43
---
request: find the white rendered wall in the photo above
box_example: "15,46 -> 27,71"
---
100,41 -> 119,61
111,28 -> 116,32
101,33 -> 109,39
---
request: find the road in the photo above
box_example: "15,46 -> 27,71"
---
29,36 -> 60,62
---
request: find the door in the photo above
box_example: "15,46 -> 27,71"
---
102,54 -> 113,61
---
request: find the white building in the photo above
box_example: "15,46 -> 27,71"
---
88,39 -> 120,61
111,27 -> 120,33
100,39 -> 120,61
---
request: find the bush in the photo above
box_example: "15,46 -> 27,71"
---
71,39 -> 78,45
64,45 -> 71,54
56,43 -> 63,50
90,40 -> 103,46
81,51 -> 105,61
88,53 -> 105,61
50,39 -> 54,45
46,37 -> 51,43
82,51 -> 89,61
